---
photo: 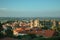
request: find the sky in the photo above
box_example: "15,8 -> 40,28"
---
0,0 -> 60,17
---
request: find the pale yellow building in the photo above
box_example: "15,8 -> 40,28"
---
58,22 -> 60,25
51,20 -> 57,30
34,19 -> 40,28
30,20 -> 34,28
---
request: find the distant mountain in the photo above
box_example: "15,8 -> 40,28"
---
0,17 -> 60,22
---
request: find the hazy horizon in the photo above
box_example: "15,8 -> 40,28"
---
0,0 -> 60,17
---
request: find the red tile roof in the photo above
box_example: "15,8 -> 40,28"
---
13,28 -> 56,37
43,30 -> 55,37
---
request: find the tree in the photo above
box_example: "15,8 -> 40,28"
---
0,22 -> 3,32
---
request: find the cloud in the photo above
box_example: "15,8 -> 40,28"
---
0,8 -> 7,10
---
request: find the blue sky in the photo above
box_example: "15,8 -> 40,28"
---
0,0 -> 60,17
